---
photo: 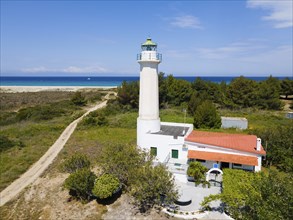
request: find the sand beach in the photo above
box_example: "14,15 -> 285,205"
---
0,86 -> 117,93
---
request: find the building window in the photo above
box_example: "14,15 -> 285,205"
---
171,149 -> 179,159
196,159 -> 206,163
233,163 -> 242,167
150,147 -> 157,156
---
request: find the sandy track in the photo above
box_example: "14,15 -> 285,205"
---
0,95 -> 110,206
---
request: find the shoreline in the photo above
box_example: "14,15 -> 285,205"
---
0,86 -> 117,93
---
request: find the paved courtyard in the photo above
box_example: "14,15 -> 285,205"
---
175,180 -> 221,212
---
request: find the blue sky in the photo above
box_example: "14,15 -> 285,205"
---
1,0 -> 292,76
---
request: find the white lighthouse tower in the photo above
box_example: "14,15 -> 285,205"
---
137,38 -> 162,146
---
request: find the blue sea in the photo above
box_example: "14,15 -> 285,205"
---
0,76 -> 291,87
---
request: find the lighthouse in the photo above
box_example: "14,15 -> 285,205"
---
137,38 -> 162,146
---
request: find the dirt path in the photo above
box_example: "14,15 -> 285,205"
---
0,94 -> 111,206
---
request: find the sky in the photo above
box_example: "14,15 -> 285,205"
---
1,0 -> 292,77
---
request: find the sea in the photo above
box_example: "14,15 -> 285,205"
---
0,76 -> 291,87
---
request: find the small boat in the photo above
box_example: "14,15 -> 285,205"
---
87,78 -> 91,80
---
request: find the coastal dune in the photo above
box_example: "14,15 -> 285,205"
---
0,86 -> 117,93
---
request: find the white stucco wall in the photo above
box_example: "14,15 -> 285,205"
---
138,122 -> 193,163
221,117 -> 248,130
185,141 -> 264,172
255,156 -> 262,172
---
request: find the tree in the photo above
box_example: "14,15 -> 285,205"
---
97,144 -> 178,212
251,125 -> 293,173
201,169 -> 293,220
188,91 -> 211,116
64,168 -> 96,201
280,78 -> 293,99
162,74 -> 192,106
187,161 -> 208,186
227,76 -> 258,108
71,91 -> 87,106
193,100 -> 221,129
92,174 -> 120,199
61,153 -> 91,173
97,144 -> 145,187
158,72 -> 168,108
130,164 -> 178,212
256,76 -> 282,110
117,81 -> 139,109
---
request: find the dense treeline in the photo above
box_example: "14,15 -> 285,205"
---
117,73 -> 292,111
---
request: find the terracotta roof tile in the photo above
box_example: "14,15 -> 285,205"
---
188,150 -> 258,166
185,131 -> 266,155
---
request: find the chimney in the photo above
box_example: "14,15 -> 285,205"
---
256,138 -> 261,151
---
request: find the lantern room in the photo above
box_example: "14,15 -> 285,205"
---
141,38 -> 157,51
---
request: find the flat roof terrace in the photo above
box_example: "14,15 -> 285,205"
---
152,125 -> 190,137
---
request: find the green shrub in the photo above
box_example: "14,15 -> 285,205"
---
61,153 -> 91,173
0,111 -> 18,126
71,92 -> 87,106
0,135 -> 15,151
16,105 -> 65,121
193,100 -> 221,129
92,174 -> 120,199
97,114 -> 108,126
64,168 -> 96,201
81,116 -> 97,126
0,134 -> 25,151
187,161 -> 208,185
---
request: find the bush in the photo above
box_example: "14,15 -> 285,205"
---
187,161 -> 208,185
201,169 -> 293,220
0,134 -> 25,151
193,100 -> 221,129
64,168 -> 96,201
0,135 -> 15,151
61,153 -> 91,173
92,174 -> 120,199
130,164 -> 178,212
97,114 -> 108,126
71,92 -> 87,106
15,102 -> 71,121
81,116 -> 97,126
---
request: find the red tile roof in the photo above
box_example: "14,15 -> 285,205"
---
188,150 -> 258,166
185,131 -> 266,155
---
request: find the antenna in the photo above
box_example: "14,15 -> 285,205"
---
183,108 -> 187,135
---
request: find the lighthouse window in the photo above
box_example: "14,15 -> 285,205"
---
150,147 -> 157,156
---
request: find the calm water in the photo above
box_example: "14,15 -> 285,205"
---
0,76 -> 290,87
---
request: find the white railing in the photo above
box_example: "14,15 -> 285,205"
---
163,153 -> 170,165
137,53 -> 162,61
167,162 -> 188,174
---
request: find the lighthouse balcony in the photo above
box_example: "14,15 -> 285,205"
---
137,53 -> 162,62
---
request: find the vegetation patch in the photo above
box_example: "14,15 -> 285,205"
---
92,174 -> 120,199
201,169 -> 293,219
0,90 -> 104,191
61,153 -> 91,173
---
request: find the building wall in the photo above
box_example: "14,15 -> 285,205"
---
138,122 -> 193,162
185,141 -> 263,172
221,117 -> 248,130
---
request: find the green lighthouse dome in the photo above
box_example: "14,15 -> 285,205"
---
141,38 -> 157,51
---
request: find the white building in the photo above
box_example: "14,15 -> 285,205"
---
136,38 -> 266,183
221,117 -> 248,130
